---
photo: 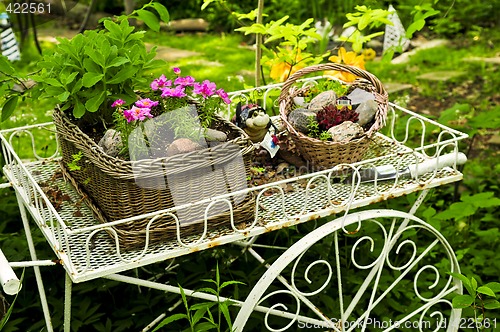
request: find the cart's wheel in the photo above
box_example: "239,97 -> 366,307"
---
234,209 -> 462,332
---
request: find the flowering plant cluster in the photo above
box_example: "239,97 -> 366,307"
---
113,67 -> 230,124
111,67 -> 232,157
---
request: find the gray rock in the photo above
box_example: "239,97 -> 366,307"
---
308,90 -> 337,111
288,108 -> 317,134
347,88 -> 375,106
328,121 -> 364,143
293,96 -> 307,107
98,129 -> 123,157
355,100 -> 378,127
203,128 -> 227,142
166,138 -> 203,157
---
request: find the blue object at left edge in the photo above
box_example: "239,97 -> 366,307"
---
0,12 -> 21,61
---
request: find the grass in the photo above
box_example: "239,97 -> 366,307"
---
144,31 -> 256,92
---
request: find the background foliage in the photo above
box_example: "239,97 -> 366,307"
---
1,0 -> 499,330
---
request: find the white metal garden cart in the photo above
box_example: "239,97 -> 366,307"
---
0,78 -> 468,331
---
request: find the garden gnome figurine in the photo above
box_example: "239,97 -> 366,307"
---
235,103 -> 273,143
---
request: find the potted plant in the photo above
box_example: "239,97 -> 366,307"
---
29,4 -> 255,248
279,62 -> 389,168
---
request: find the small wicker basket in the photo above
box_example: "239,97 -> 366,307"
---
54,108 -> 255,249
279,63 -> 388,168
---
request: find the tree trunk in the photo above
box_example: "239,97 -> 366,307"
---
124,0 -> 135,14
78,0 -> 96,33
255,0 -> 264,87
124,0 -> 136,25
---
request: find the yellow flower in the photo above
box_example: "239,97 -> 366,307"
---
268,49 -> 305,82
363,48 -> 377,61
324,47 -> 365,82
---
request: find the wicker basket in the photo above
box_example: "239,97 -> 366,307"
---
53,108 -> 255,249
279,63 -> 388,168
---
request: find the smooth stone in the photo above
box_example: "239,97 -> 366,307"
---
203,128 -> 227,142
347,88 -> 375,105
328,121 -> 364,143
355,100 -> 378,127
98,129 -> 123,157
293,96 -> 307,107
308,90 -> 337,111
166,138 -> 203,157
288,108 -> 317,134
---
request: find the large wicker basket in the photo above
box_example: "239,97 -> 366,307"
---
279,63 -> 388,168
53,108 -> 255,249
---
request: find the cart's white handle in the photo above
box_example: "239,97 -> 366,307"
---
408,152 -> 467,179
0,249 -> 21,295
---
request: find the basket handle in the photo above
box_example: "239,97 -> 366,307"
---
277,63 -> 387,104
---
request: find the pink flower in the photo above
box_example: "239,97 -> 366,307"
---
174,76 -> 195,87
216,88 -> 231,104
123,106 -> 153,122
173,67 -> 181,75
193,80 -> 217,99
111,99 -> 125,108
135,98 -> 159,108
150,75 -> 172,90
161,85 -> 186,98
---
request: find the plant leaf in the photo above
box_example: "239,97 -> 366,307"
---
106,67 -> 138,84
452,294 -> 474,309
406,19 -> 426,39
220,280 -> 245,289
64,72 -> 79,85
82,73 -> 104,88
85,91 -> 106,113
484,282 -> 500,293
477,286 -> 496,298
219,301 -> 233,329
483,300 -> 500,310
193,322 -> 217,332
151,313 -> 188,332
191,308 -> 207,325
195,287 -> 218,296
190,302 -> 216,311
1,95 -> 19,122
448,272 -> 475,296
136,9 -> 160,32
0,55 -> 15,75
58,91 -> 71,103
150,2 -> 170,23
106,57 -> 130,68
72,98 -> 86,118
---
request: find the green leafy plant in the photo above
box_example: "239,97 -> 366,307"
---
31,2 -> 169,126
0,56 -> 23,122
405,4 -> 441,39
449,272 -> 500,330
67,152 -> 84,171
153,264 -> 243,331
305,80 -> 348,102
236,15 -> 324,83
306,115 -> 320,138
337,5 -> 392,53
